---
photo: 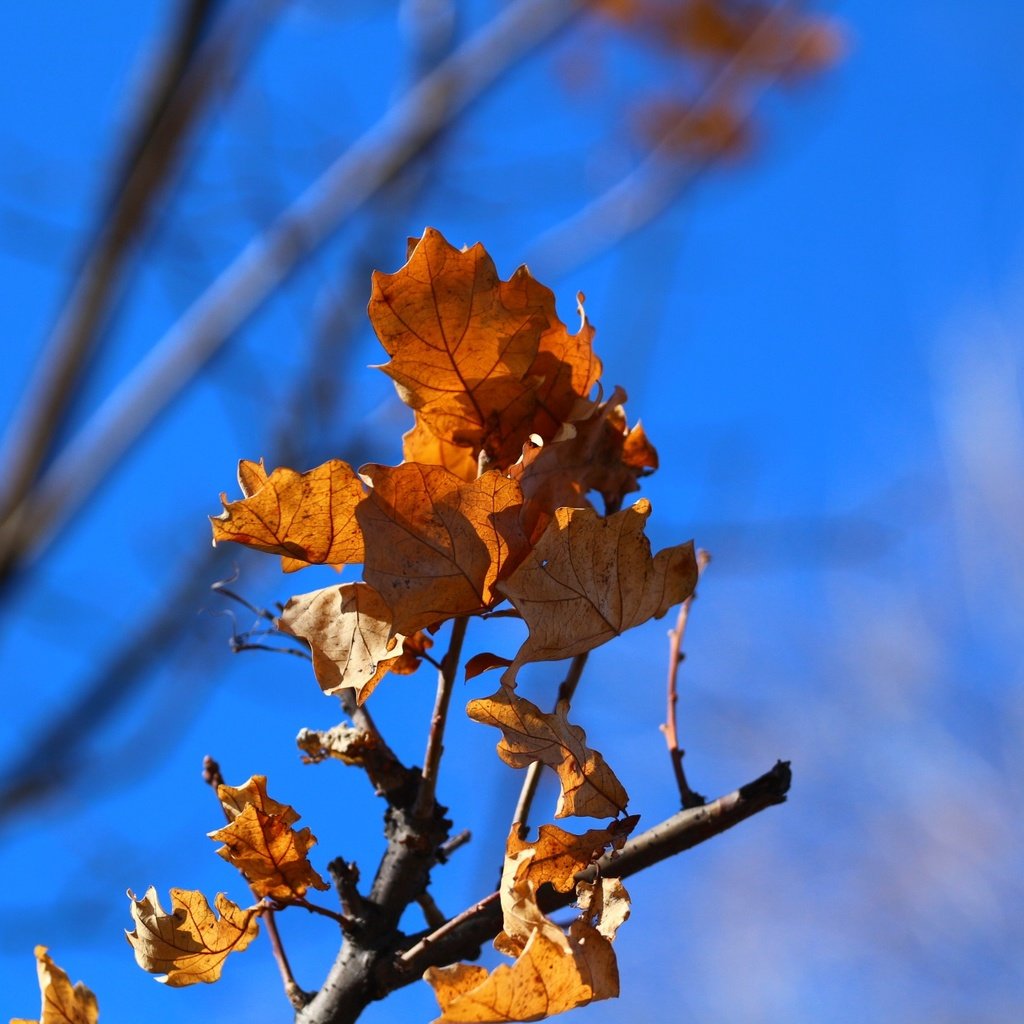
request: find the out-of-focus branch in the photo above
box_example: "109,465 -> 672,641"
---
2,0 -> 585,581
0,0 -> 281,586
525,1 -> 796,277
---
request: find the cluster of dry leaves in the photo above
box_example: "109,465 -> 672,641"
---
11,229 -> 698,1023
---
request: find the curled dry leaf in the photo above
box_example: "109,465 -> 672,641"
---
387,629 -> 434,674
511,387 -> 658,543
371,228 -> 600,470
467,690 -> 627,819
208,781 -> 329,899
278,582 -> 403,702
464,651 -> 514,681
211,458 -> 364,572
425,826 -> 630,1022
125,887 -> 260,986
357,463 -> 529,635
506,816 -> 638,894
11,945 -> 98,1024
497,500 -> 697,668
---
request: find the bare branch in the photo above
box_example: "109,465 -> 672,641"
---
662,549 -> 711,808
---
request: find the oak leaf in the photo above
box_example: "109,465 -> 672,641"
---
497,500 -> 697,668
358,463 -> 529,635
11,946 -> 98,1024
467,690 -> 627,819
511,387 -> 658,543
215,774 -> 299,824
125,887 -> 260,986
211,458 -> 364,572
403,414 -> 483,483
209,807 -> 329,899
371,229 -> 600,470
505,817 -> 637,894
277,582 -> 403,702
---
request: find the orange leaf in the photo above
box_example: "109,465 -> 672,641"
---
125,887 -> 260,986
211,458 -> 364,572
209,806 -> 328,899
387,629 -> 435,675
511,387 -> 658,543
371,229 -> 600,470
357,463 -> 529,635
11,945 -> 98,1024
497,501 -> 697,667
467,690 -> 627,819
403,415 -> 480,482
277,582 -> 402,702
506,817 -> 637,894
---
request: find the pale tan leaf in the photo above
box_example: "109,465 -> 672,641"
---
11,945 -> 98,1024
125,887 -> 260,986
467,690 -> 628,818
497,500 -> 697,666
209,804 -> 329,899
358,463 -> 528,635
575,877 -> 631,942
211,458 -> 364,572
277,582 -> 403,702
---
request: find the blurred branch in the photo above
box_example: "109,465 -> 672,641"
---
0,0 -> 585,583
0,0 -> 281,586
526,0 -> 796,277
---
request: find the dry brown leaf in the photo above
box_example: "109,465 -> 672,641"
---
358,463 -> 528,635
387,629 -> 435,675
371,229 -> 600,470
497,500 -> 697,667
464,651 -> 514,681
209,804 -> 329,899
11,945 -> 98,1024
467,690 -> 627,819
575,877 -> 631,942
511,387 -> 658,543
125,887 -> 260,986
425,924 -> 617,1023
505,817 -> 637,894
211,458 -> 364,572
215,774 -> 299,824
277,582 -> 403,702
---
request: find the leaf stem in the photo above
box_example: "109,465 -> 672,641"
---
262,904 -> 311,1009
511,652 -> 588,827
414,615 -> 470,818
661,550 -> 710,809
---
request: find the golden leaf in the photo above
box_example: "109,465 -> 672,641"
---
11,945 -> 98,1024
357,463 -> 528,635
125,887 -> 260,986
505,817 -> 637,894
403,415 -> 480,483
278,582 -> 403,702
215,774 -> 299,824
497,501 -> 697,666
467,690 -> 627,819
211,458 -> 364,572
209,804 -> 329,899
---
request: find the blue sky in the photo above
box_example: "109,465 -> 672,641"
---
1,2 -> 1022,1022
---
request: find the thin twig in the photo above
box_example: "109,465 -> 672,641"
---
437,829 -> 472,863
269,896 -> 351,927
662,549 -> 711,809
414,615 -> 470,818
211,579 -> 278,622
395,892 -> 501,968
511,652 -> 588,827
416,891 -> 447,929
